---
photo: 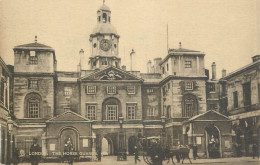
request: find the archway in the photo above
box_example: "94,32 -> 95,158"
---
205,125 -> 221,158
128,136 -> 136,155
101,137 -> 113,156
60,127 -> 79,153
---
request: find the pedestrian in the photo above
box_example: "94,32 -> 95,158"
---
252,143 -> 259,159
134,145 -> 140,164
193,144 -> 198,160
30,138 -> 41,165
13,147 -> 20,165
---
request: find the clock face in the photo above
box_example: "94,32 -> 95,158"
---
100,39 -> 112,51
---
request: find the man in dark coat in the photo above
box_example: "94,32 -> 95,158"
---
30,138 -> 41,165
193,144 -> 198,160
252,143 -> 259,159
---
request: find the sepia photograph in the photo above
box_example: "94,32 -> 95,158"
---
0,0 -> 259,164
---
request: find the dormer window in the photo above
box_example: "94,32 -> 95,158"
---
102,13 -> 107,23
29,51 -> 38,65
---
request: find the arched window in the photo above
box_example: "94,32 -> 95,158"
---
102,97 -> 121,121
182,94 -> 198,117
102,13 -> 107,23
24,93 -> 41,118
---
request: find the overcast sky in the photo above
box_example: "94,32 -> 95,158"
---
0,0 -> 259,78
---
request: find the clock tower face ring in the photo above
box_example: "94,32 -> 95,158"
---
100,39 -> 112,51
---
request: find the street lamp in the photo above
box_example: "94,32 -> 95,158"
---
161,116 -> 166,150
7,116 -> 14,165
118,117 -> 127,161
119,117 -> 124,128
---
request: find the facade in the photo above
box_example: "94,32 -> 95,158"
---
0,56 -> 13,164
219,55 -> 260,156
5,2 -> 237,162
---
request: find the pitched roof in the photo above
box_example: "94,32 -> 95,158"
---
168,48 -> 201,53
46,110 -> 91,123
185,110 -> 230,123
14,42 -> 54,51
81,66 -> 143,81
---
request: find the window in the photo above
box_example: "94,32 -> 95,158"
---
162,67 -> 165,74
233,91 -> 238,108
185,61 -> 192,68
184,103 -> 193,117
108,16 -> 111,22
209,104 -> 217,110
86,86 -> 96,94
64,107 -> 70,112
64,87 -> 72,97
243,82 -> 251,106
102,13 -> 107,22
167,63 -> 169,71
209,83 -> 215,92
29,56 -> 38,65
147,107 -> 156,116
127,86 -> 135,94
185,82 -> 193,90
0,78 -> 4,104
182,94 -> 198,117
28,80 -> 38,89
86,104 -> 96,120
107,86 -> 116,94
101,60 -> 108,65
98,16 -> 101,22
127,104 -> 136,120
147,88 -> 153,94
106,105 -> 118,120
93,43 -> 97,48
28,100 -> 39,118
258,83 -> 260,103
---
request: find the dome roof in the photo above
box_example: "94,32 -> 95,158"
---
98,4 -> 110,11
91,23 -> 118,36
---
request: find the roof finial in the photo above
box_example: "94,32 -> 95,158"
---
179,42 -> 182,49
103,0 -> 105,4
35,35 -> 37,43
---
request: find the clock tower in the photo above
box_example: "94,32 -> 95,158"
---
89,2 -> 121,70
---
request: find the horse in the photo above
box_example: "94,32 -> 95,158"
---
165,145 -> 192,164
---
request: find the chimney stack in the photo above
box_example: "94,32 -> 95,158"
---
252,55 -> 260,62
222,69 -> 227,78
153,58 -> 162,73
147,60 -> 152,73
122,65 -> 126,71
79,49 -> 85,70
130,49 -> 135,71
211,62 -> 216,80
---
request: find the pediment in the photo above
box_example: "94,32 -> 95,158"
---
46,111 -> 90,123
188,110 -> 230,122
82,66 -> 143,81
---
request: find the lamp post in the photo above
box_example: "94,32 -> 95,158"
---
7,116 -> 14,165
161,116 -> 166,149
118,117 -> 127,160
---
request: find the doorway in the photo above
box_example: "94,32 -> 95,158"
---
101,137 -> 113,155
60,128 -> 78,153
205,125 -> 221,158
128,136 -> 136,155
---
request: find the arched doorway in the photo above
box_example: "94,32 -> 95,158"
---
205,125 -> 221,158
102,137 -> 113,156
128,136 -> 136,155
60,127 -> 79,153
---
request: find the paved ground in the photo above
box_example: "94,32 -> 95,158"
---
17,156 -> 259,165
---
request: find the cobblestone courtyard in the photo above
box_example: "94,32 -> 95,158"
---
16,156 -> 259,165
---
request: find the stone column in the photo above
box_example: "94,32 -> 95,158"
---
91,132 -> 97,161
41,133 -> 47,157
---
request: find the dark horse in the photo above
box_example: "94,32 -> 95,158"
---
165,145 -> 192,164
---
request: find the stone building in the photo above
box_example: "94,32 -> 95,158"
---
10,2 -> 233,161
0,56 -> 13,164
219,55 -> 260,156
